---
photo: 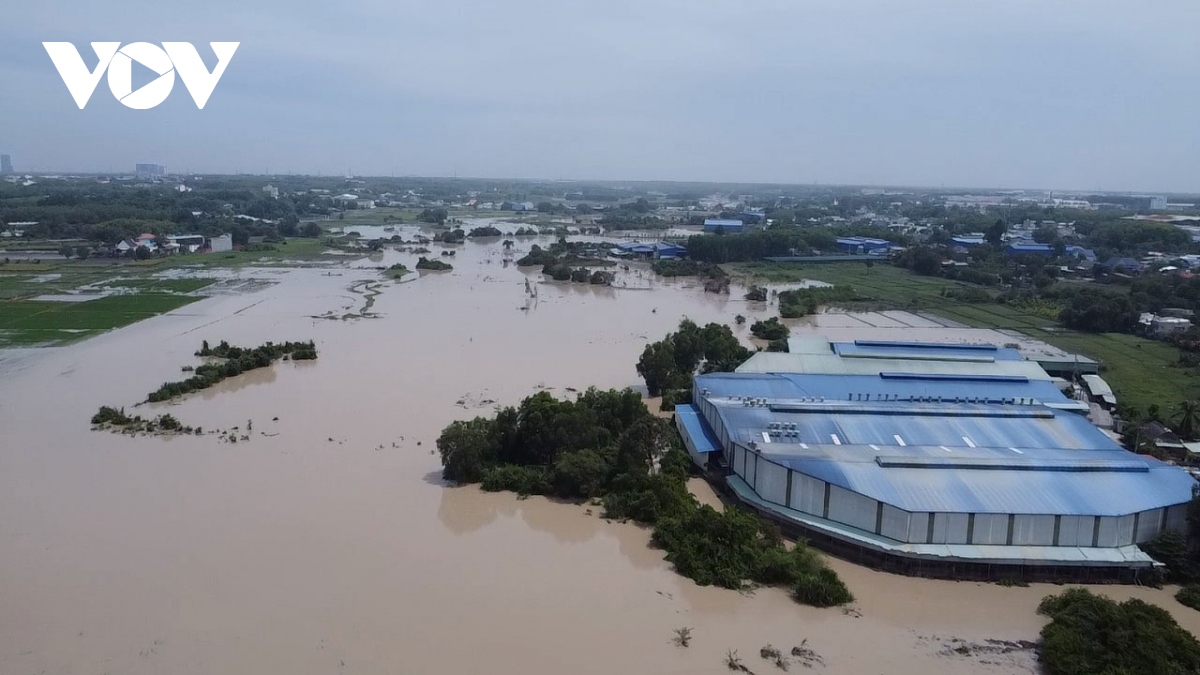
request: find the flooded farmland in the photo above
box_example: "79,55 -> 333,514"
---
2,234 -> 1198,675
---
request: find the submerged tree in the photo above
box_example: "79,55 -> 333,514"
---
1173,400 -> 1200,440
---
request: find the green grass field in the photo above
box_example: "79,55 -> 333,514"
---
0,236 -> 338,346
0,293 -> 202,346
731,261 -> 1200,413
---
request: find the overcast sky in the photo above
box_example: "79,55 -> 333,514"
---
3,1 -> 1198,192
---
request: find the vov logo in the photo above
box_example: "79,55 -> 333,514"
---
43,42 -> 239,110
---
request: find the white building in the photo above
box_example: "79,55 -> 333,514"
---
263,185 -> 279,199
209,233 -> 233,253
1150,196 -> 1168,211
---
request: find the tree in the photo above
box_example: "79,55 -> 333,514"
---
1058,288 -> 1139,333
58,244 -> 75,259
75,245 -> 90,260
1037,589 -> 1200,675
1033,224 -> 1058,244
1174,400 -> 1200,440
637,340 -> 681,397
419,208 -> 449,225
438,418 -> 498,483
134,245 -> 152,260
299,222 -> 323,237
985,219 -> 1006,246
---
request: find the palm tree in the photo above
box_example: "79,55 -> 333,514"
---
1173,400 -> 1200,440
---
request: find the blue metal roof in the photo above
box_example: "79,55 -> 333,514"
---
685,370 -> 1198,516
764,448 -> 1194,516
675,404 -> 720,454
696,372 -> 1075,408
832,340 -> 1024,362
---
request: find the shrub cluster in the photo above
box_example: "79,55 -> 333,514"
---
149,340 -> 317,402
750,317 -> 789,341
1037,588 -> 1200,675
416,256 -> 453,271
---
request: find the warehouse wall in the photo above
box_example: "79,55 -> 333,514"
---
731,445 -> 1182,548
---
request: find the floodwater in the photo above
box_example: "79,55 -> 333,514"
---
1,236 -> 1197,675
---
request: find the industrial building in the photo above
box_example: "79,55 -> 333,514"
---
612,241 -> 687,260
703,218 -> 744,233
135,163 -> 166,180
675,338 -> 1197,580
835,236 -> 892,255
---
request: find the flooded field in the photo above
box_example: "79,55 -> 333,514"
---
1,236 -> 1197,674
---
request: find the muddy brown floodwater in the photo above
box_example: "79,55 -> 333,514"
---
1,235 -> 1198,675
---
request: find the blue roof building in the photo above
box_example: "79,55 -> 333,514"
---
703,218 -> 745,233
951,236 -> 987,248
614,241 -> 687,260
836,236 -> 892,255
1006,242 -> 1053,257
1065,245 -> 1097,261
676,339 -> 1196,578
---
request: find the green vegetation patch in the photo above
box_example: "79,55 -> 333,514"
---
0,293 -> 201,347
1037,588 -> 1200,675
105,278 -> 217,293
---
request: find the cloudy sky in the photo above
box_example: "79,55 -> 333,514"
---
2,1 -> 1198,192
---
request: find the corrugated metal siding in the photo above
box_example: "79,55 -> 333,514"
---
945,513 -> 970,544
731,445 -> 744,480
973,514 -> 1008,545
1116,514 -> 1136,545
1058,516 -> 1095,547
828,485 -> 878,533
757,459 -> 788,506
880,504 -> 910,541
744,451 -> 758,491
1136,509 -> 1163,543
930,513 -> 950,543
1013,515 -> 1055,546
908,512 -> 930,543
1097,517 -> 1119,547
1167,504 -> 1189,533
790,472 -> 825,516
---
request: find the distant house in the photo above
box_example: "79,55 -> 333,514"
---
950,235 -> 987,250
1101,257 -> 1143,275
167,234 -> 206,254
1065,245 -> 1097,261
1006,242 -> 1053,257
135,233 -> 158,252
703,218 -> 744,233
1152,316 -> 1192,338
836,236 -> 892,255
209,233 -> 233,253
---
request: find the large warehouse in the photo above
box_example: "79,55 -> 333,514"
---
675,338 -> 1198,579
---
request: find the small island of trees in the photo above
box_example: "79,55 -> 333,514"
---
416,256 -> 453,271
145,340 -> 317,403
1037,588 -> 1200,675
436,387 -> 852,608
